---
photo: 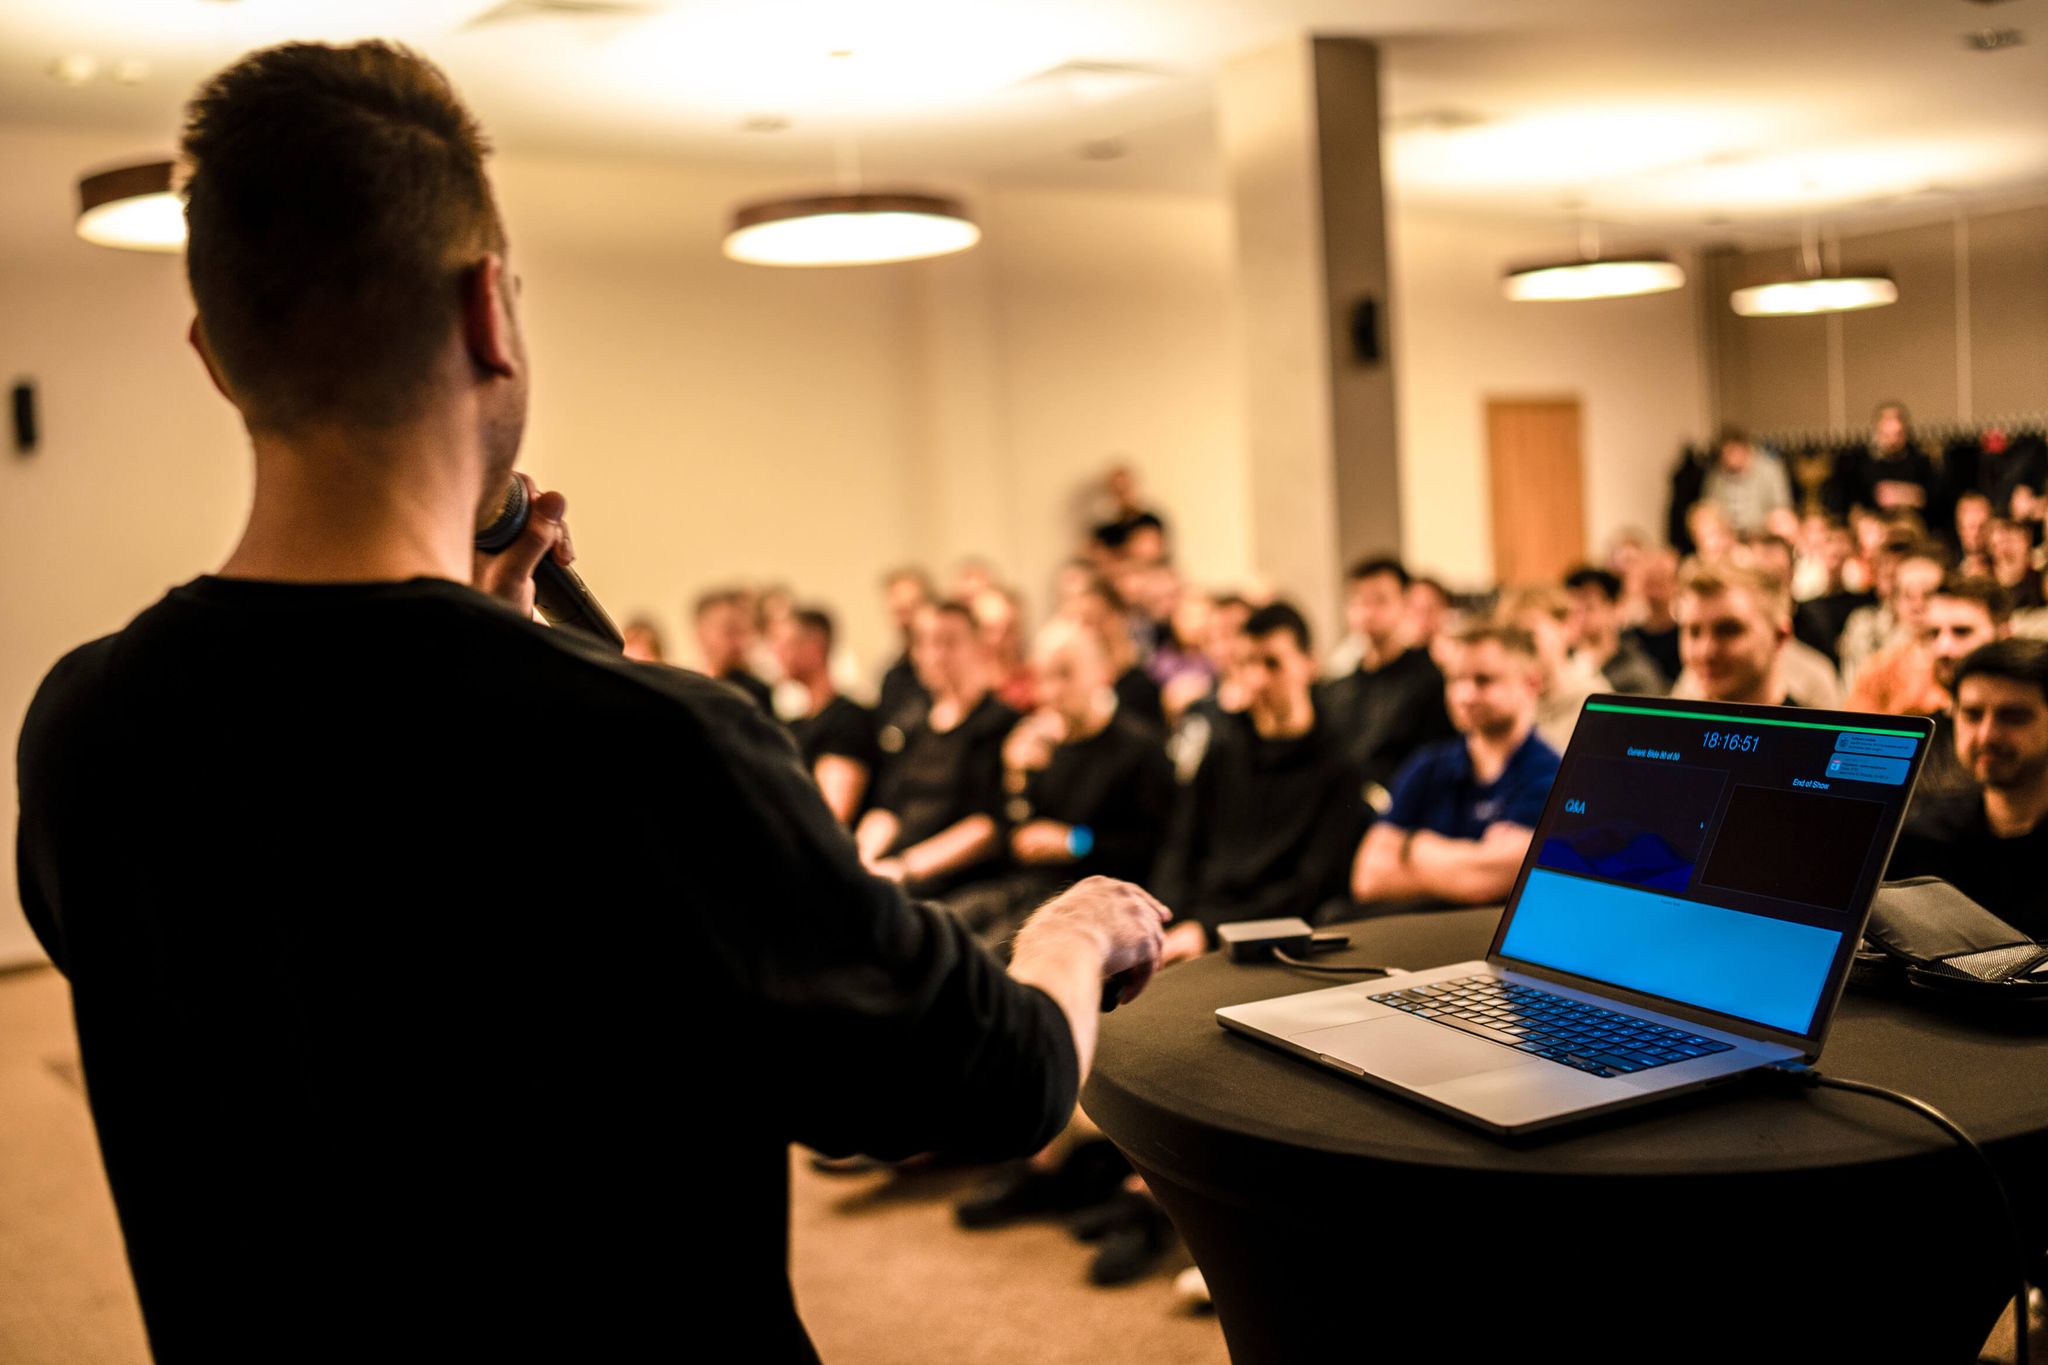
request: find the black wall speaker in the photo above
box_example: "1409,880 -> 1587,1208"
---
11,380 -> 35,455
1349,297 -> 1381,366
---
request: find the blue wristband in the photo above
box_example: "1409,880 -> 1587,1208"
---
1067,825 -> 1095,859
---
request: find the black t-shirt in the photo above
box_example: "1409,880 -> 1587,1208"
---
1795,591 -> 1876,664
1317,647 -> 1455,792
15,576 -> 1075,1364
1113,666 -> 1166,735
872,693 -> 1019,894
790,694 -> 878,775
1888,792 -> 2048,937
1152,709 -> 1370,936
719,667 -> 775,714
1624,624 -> 1682,687
1006,715 -> 1174,887
875,653 -> 925,734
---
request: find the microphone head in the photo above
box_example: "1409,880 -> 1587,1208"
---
474,476 -> 529,553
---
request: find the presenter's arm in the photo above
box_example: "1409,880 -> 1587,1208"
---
684,689 -> 1166,1162
1007,878 -> 1171,1079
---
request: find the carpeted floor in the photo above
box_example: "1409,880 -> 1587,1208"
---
0,964 -> 1225,1364
8,960 -> 2041,1364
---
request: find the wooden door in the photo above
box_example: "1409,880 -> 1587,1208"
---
1487,397 -> 1586,585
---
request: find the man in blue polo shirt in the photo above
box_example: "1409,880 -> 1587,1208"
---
1349,623 -> 1562,908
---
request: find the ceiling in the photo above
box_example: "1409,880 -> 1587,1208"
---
3,0 -> 2046,238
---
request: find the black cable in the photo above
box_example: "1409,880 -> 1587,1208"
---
1768,1065 -> 2032,1364
1268,948 -> 1392,975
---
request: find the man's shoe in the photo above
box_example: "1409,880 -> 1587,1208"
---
954,1163 -> 1068,1229
1086,1196 -> 1176,1286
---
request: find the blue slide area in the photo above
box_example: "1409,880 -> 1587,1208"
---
1500,868 -> 1843,1035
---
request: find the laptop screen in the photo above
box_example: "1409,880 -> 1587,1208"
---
1491,697 -> 1932,1040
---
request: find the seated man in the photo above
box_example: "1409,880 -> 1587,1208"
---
945,621 -> 1176,952
1349,625 -> 1561,908
772,605 -> 877,826
1319,556 -> 1455,804
1887,639 -> 2048,936
1910,577 -> 2013,801
854,601 -> 1018,897
693,586 -> 774,712
1153,603 -> 1369,961
1670,563 -> 1800,707
1500,584 -> 1603,750
1564,564 -> 1667,695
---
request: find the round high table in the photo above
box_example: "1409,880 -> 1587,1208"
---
1084,907 -> 2048,1364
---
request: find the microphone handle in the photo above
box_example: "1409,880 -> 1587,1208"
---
534,557 -> 626,652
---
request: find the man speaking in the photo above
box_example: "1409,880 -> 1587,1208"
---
15,42 -> 1167,1362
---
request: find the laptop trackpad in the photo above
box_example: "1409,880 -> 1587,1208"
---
1294,1015 -> 1534,1088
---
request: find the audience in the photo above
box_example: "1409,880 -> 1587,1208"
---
877,567 -> 935,737
974,586 -> 1038,713
854,601 -> 1016,899
1498,585 -> 1601,751
773,607 -> 877,826
620,615 -> 666,664
1152,603 -> 1368,959
1987,517 -> 2046,612
947,621 -> 1176,953
1319,557 -> 1455,804
1702,426 -> 1792,536
1069,578 -> 1168,734
1349,625 -> 1561,909
1670,564 -> 1797,707
1623,546 -> 1683,683
1888,639 -> 2048,935
1563,565 -> 1666,695
620,429 -> 2048,1302
693,587 -> 774,713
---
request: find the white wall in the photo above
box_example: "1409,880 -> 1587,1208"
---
0,125 -> 1251,966
1390,206 -> 1708,588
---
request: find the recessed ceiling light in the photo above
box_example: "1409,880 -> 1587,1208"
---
112,59 -> 150,85
740,115 -> 790,133
49,54 -> 97,86
1080,139 -> 1125,161
1963,27 -> 2024,50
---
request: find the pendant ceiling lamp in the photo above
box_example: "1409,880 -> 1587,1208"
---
1503,216 -> 1684,302
1729,220 -> 1896,317
76,160 -> 185,252
721,55 -> 978,270
723,191 -> 979,267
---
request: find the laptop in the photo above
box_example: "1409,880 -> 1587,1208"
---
1217,695 -> 1934,1136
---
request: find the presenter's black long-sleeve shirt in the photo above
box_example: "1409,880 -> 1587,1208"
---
16,576 -> 1077,1364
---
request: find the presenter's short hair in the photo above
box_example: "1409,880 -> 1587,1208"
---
180,41 -> 505,432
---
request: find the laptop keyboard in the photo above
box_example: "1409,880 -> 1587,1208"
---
1368,975 -> 1736,1078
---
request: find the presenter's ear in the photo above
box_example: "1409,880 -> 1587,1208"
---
460,253 -> 520,381
187,318 -> 235,405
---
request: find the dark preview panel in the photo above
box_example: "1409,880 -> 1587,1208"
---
1699,785 -> 1885,911
1535,756 -> 1726,893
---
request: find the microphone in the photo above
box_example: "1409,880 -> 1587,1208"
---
475,477 -> 626,652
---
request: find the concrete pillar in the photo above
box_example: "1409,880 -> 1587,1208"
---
1219,36 -> 1400,646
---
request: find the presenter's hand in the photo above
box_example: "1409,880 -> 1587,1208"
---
1016,876 -> 1170,1009
473,473 -> 575,616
